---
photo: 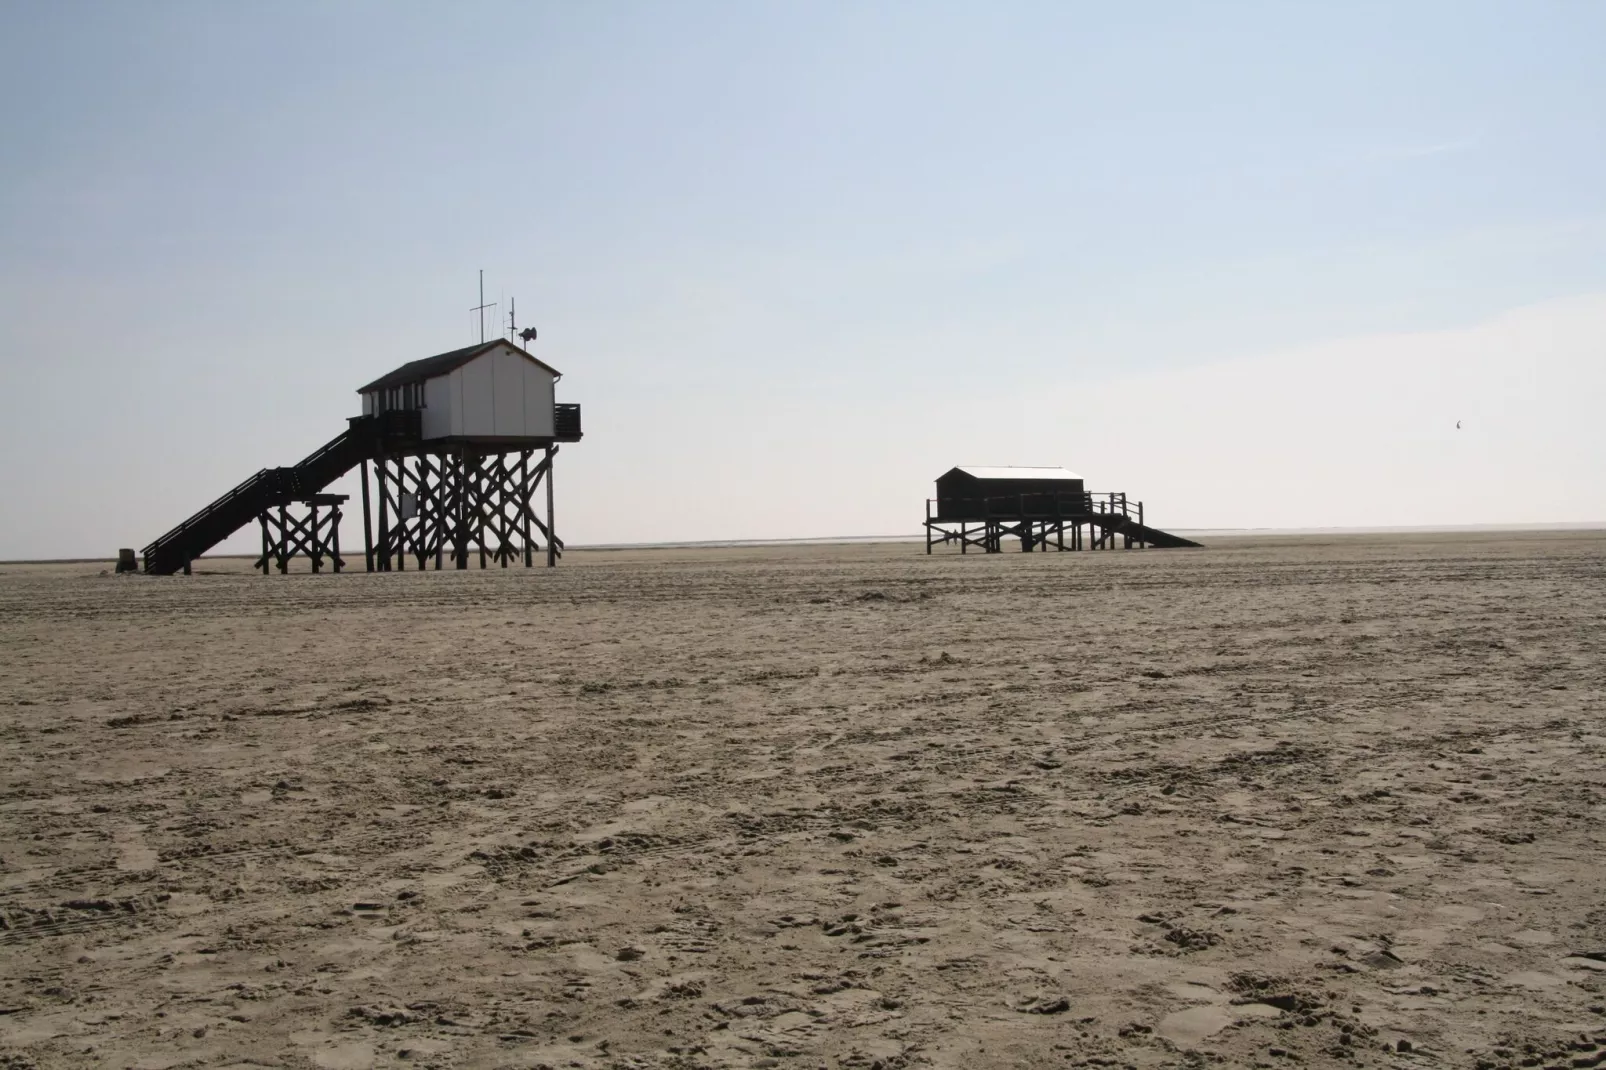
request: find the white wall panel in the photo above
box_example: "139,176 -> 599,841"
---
381,343 -> 558,443
523,362 -> 555,437
450,368 -> 465,437
422,376 -> 452,439
460,354 -> 496,436
492,348 -> 526,436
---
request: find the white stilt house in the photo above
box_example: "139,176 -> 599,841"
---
353,338 -> 582,571
357,339 -> 570,444
139,336 -> 583,576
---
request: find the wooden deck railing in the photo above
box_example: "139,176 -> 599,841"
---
554,404 -> 582,438
929,492 -> 1142,525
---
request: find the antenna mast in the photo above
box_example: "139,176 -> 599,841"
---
512,292 -> 538,350
471,269 -> 498,344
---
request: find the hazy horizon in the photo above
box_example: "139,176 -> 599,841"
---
3,3 -> 1605,559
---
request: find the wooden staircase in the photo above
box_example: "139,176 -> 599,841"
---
141,418 -> 398,575
1086,512 -> 1202,549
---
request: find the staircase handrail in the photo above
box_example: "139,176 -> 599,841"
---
142,428 -> 374,567
142,467 -> 276,555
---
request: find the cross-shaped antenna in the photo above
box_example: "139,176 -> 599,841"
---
471,269 -> 497,343
508,293 -> 538,348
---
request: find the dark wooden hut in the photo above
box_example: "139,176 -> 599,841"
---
933,466 -> 1087,521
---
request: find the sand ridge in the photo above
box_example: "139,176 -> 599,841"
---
1,532 -> 1604,1069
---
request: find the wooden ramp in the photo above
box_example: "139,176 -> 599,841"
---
1088,513 -> 1203,549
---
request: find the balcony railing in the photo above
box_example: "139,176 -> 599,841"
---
554,403 -> 582,439
930,492 -> 1142,524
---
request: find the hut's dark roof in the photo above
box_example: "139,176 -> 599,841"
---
357,340 -> 562,394
947,466 -> 1083,481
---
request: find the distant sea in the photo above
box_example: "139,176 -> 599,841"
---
7,524 -> 1600,563
573,522 -> 1604,551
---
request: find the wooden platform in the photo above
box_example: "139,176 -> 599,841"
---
924,493 -> 1202,553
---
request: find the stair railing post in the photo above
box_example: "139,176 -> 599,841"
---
277,504 -> 289,573
332,503 -> 343,573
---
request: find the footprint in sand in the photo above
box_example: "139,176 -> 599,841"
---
1504,970 -> 1565,990
1158,1003 -> 1281,1048
1504,929 -> 1555,948
292,1032 -> 375,1070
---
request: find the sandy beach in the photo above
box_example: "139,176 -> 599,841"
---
2,531 -> 1604,1070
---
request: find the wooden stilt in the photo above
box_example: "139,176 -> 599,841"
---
377,454 -> 391,571
476,454 -> 488,570
455,446 -> 468,569
360,459 -> 373,572
545,445 -> 557,568
524,451 -> 535,567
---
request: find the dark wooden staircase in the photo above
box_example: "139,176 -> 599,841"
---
1086,513 -> 1202,549
141,416 -> 409,575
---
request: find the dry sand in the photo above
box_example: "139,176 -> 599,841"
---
2,532 -> 1604,1070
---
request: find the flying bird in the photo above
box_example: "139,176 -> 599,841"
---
1456,420 -> 1461,430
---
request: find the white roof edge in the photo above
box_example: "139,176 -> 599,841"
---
954,465 -> 1083,480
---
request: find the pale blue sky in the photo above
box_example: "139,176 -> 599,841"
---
2,2 -> 1604,556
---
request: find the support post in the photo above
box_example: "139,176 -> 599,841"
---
545,445 -> 556,568
434,455 -> 445,569
476,455 -> 488,570
396,463 -> 406,569
456,447 -> 469,569
522,451 -> 534,567
277,505 -> 289,573
377,454 -> 391,571
361,459 -> 374,573
260,515 -> 270,575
